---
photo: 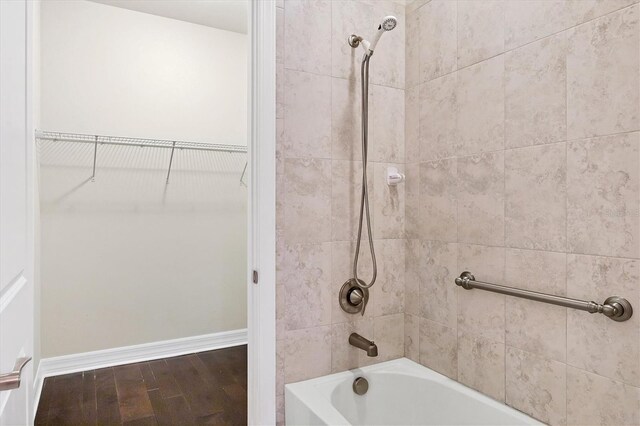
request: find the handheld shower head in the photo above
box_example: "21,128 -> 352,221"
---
348,15 -> 398,55
367,15 -> 397,53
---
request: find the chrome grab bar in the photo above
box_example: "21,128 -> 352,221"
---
455,271 -> 633,322
0,357 -> 32,392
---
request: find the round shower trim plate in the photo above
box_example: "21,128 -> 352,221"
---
339,279 -> 369,314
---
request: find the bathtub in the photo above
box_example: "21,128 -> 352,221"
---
285,358 -> 542,425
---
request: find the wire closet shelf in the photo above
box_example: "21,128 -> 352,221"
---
35,130 -> 248,185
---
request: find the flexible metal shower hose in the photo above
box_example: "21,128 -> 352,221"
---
352,52 -> 377,289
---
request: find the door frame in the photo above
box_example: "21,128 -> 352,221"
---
247,1 -> 276,425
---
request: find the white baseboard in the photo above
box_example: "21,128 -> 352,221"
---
33,328 -> 247,417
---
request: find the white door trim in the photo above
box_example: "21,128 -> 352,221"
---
247,1 -> 277,425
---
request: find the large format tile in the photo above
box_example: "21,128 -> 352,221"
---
456,56 -> 505,156
283,158 -> 331,244
331,77 -> 361,161
567,5 -> 639,139
505,33 -> 567,149
404,239 -> 422,316
284,0 -> 331,75
567,132 -> 640,258
457,332 -> 505,402
567,367 -> 640,426
505,248 -> 567,362
280,242 -> 332,331
567,0 -> 638,27
419,159 -> 457,242
421,240 -> 458,329
374,313 -> 405,362
419,318 -> 458,380
505,1 -> 568,50
404,313 -> 420,362
283,70 -> 331,159
405,85 -> 420,164
457,152 -> 505,246
457,244 -> 505,343
419,0 -> 457,83
506,347 -> 567,426
331,160 -> 372,242
419,73 -> 457,162
371,239 -> 405,317
566,254 -> 640,386
371,85 -> 405,163
404,163 -> 420,239
457,1 -> 505,68
284,326 -> 332,383
405,7 -> 420,89
505,143 -> 567,251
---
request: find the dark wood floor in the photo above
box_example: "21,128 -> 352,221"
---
35,345 -> 247,426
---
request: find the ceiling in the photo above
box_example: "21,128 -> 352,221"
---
88,0 -> 248,34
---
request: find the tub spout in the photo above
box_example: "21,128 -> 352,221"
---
349,333 -> 378,357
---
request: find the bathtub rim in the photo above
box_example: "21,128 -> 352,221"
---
285,357 -> 543,425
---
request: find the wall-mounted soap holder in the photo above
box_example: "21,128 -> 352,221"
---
387,166 -> 405,186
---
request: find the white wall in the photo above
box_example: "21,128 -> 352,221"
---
39,0 -> 247,357
41,0 -> 247,145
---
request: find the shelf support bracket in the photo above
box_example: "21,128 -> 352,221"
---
166,141 -> 176,184
91,135 -> 98,181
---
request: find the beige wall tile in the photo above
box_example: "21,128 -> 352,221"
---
457,152 -> 505,246
567,133 -> 640,258
457,244 -> 506,343
374,313 -> 405,362
404,313 -> 420,362
283,69 -> 331,159
420,159 -> 457,242
505,248 -> 567,362
458,331 -> 505,402
567,0 -> 638,27
331,0 -> 375,81
419,318 -> 458,379
284,0 -> 331,75
372,85 -> 405,163
505,33 -> 567,149
283,158 -> 331,244
276,63 -> 284,120
332,160 -> 373,242
284,326 -> 332,383
457,1 -> 505,68
505,143 -> 567,251
421,240 -> 458,329
404,239 -> 422,316
419,0 -> 457,82
567,254 -> 640,386
371,239 -> 405,317
506,347 -> 567,426
277,7 -> 284,65
405,7 -> 420,89
281,242 -> 332,331
331,77 -> 361,161
276,339 -> 285,395
419,73 -> 457,162
405,85 -> 420,163
404,163 -> 420,239
505,1 -> 568,50
456,56 -> 505,156
567,367 -> 640,426
567,5 -> 639,139
374,162 -> 405,239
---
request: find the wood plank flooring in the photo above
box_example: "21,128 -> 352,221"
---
35,345 -> 247,426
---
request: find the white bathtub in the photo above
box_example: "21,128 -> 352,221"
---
285,358 -> 542,425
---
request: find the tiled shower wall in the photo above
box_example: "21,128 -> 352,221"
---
404,0 -> 640,425
275,0 -> 406,422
